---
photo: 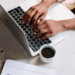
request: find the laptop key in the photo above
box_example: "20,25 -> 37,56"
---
15,8 -> 20,13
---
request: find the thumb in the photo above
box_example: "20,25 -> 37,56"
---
37,14 -> 46,22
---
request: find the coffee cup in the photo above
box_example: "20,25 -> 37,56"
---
39,45 -> 56,63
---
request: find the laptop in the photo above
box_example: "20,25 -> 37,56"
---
0,0 -> 74,56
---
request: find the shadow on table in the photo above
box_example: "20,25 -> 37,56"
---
71,8 -> 75,14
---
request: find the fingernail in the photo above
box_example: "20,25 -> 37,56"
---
38,20 -> 40,22
32,31 -> 33,33
22,21 -> 25,24
38,39 -> 40,41
21,17 -> 23,19
31,26 -> 33,28
35,36 -> 37,38
26,23 -> 28,26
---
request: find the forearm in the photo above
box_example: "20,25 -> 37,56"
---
42,0 -> 58,8
61,18 -> 75,30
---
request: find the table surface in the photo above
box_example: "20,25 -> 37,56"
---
0,0 -> 75,75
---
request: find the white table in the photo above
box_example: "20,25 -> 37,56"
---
0,0 -> 75,75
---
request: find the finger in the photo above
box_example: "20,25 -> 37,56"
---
37,13 -> 46,22
22,7 -> 33,24
22,14 -> 25,24
33,23 -> 48,33
37,20 -> 46,26
21,17 -> 23,19
22,7 -> 32,19
37,24 -> 48,29
22,11 -> 31,24
35,28 -> 50,38
22,14 -> 25,20
31,12 -> 41,28
23,10 -> 32,25
39,33 -> 52,41
26,10 -> 37,25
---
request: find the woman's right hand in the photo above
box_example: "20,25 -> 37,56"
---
22,1 -> 49,28
33,19 -> 66,40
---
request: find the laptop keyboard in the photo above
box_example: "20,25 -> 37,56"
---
8,6 -> 51,52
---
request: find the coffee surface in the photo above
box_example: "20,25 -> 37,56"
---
41,48 -> 54,58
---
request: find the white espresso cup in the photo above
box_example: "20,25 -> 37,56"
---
39,45 -> 56,63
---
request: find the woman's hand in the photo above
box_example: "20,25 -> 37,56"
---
33,19 -> 66,40
22,1 -> 49,28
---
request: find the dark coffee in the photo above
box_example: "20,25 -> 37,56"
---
41,47 -> 54,58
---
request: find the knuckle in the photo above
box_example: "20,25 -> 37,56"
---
34,8 -> 37,11
29,7 -> 32,9
35,9 -> 39,13
41,38 -> 43,40
43,37 -> 45,40
25,12 -> 28,15
27,14 -> 30,18
32,7 -> 36,10
38,10 -> 41,13
34,17 -> 37,20
40,29 -> 43,33
51,31 -> 55,35
28,15 -> 32,18
26,13 -> 29,17
33,29 -> 36,32
52,33 -> 55,35
45,20 -> 47,23
47,22 -> 49,25
37,10 -> 40,13
45,20 -> 48,24
51,31 -> 53,33
33,21 -> 36,25
40,17 -> 43,20
37,26 -> 40,29
37,33 -> 39,36
45,35 -> 47,38
33,17 -> 37,20
35,29 -> 37,32
23,14 -> 25,17
38,33 -> 40,36
37,23 -> 39,25
32,22 -> 34,25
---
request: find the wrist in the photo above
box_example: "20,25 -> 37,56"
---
42,0 -> 57,8
41,1 -> 50,8
59,20 -> 67,30
61,19 -> 75,30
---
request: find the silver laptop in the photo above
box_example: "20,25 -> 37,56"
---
0,0 -> 74,56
